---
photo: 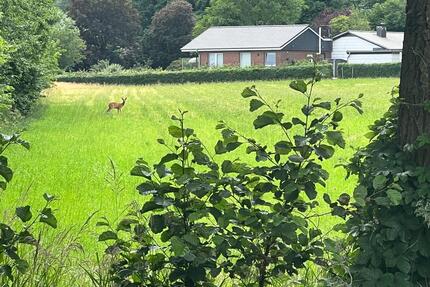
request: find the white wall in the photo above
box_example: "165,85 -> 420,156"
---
332,36 -> 379,60
348,53 -> 402,64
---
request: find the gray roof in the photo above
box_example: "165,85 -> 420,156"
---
334,30 -> 404,50
181,25 -> 312,52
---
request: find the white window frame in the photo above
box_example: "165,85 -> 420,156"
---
240,52 -> 252,68
209,53 -> 224,67
265,52 -> 277,67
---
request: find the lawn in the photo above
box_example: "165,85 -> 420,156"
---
2,78 -> 398,255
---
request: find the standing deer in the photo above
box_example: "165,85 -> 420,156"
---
107,97 -> 127,113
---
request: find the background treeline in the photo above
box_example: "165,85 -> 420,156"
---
0,0 -> 405,118
56,0 -> 406,72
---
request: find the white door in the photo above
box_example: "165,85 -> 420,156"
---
240,52 -> 251,68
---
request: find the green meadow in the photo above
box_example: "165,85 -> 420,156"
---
2,78 -> 398,254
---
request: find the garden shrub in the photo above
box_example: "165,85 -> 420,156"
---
337,63 -> 401,78
58,65 -> 333,85
99,64 -> 364,286
328,88 -> 430,286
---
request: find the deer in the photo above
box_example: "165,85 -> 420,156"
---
106,97 -> 127,113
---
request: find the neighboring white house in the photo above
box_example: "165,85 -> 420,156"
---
332,26 -> 404,64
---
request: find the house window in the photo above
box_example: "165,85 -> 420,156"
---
209,53 -> 223,67
265,52 -> 276,67
240,52 -> 252,68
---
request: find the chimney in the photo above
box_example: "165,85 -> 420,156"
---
376,25 -> 387,38
319,25 -> 332,38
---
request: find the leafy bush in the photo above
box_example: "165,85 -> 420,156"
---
99,64 -> 363,286
338,63 -> 401,78
90,60 -> 124,73
328,88 -> 430,286
58,65 -> 333,85
0,0 -> 61,115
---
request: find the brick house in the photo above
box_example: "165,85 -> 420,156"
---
181,25 -> 332,68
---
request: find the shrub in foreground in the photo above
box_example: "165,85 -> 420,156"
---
99,64 -> 363,286
329,88 -> 430,286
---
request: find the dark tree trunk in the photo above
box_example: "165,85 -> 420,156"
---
398,0 -> 430,166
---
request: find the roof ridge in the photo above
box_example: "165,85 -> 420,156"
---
208,24 -> 309,29
349,30 -> 404,34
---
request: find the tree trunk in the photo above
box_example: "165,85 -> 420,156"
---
398,0 -> 430,166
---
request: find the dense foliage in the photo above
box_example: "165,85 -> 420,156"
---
329,9 -> 370,35
330,89 -> 430,286
0,0 -> 60,115
51,12 -> 86,71
58,65 -> 333,85
143,0 -> 195,68
69,0 -> 141,68
193,0 -> 305,35
337,63 -> 401,78
368,0 -> 406,31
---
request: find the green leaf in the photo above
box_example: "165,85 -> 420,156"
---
16,206 -> 32,223
387,189 -> 402,205
131,159 -> 152,179
397,257 -> 411,273
332,111 -> 343,122
373,175 -> 388,190
242,86 -> 257,98
214,140 -> 227,154
249,99 -> 264,112
15,259 -> 29,274
304,182 -> 317,200
183,233 -> 200,246
315,144 -> 335,159
292,117 -> 306,126
168,126 -> 182,138
290,80 -> 307,93
150,214 -> 165,234
289,155 -> 304,163
315,101 -> 331,110
159,153 -> 178,165
337,193 -> 350,206
275,141 -> 292,155
141,201 -> 162,213
117,218 -> 138,232
98,231 -> 117,242
0,165 -> 13,182
326,131 -> 345,148
39,208 -> 57,229
323,193 -> 331,204
171,236 -> 187,256
353,185 -> 367,207
253,111 -> 283,129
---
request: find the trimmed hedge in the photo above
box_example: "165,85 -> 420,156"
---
57,65 -> 333,85
337,62 -> 401,78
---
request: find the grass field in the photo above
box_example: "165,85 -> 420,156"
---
2,78 -> 398,256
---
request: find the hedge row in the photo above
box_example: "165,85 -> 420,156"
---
57,65 -> 333,85
337,62 -> 401,78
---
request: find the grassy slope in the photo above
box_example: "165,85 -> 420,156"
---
2,78 -> 398,253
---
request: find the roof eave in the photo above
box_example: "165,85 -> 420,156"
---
181,47 -> 284,52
